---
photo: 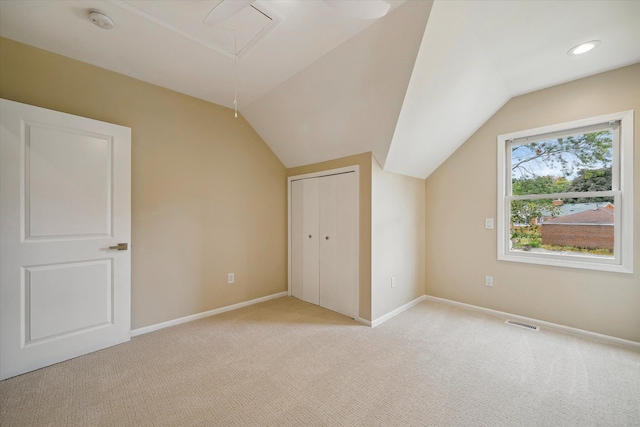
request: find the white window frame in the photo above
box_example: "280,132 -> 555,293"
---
497,110 -> 633,273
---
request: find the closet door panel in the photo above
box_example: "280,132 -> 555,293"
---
302,178 -> 320,305
319,176 -> 338,312
290,180 -> 304,300
334,172 -> 357,318
319,173 -> 357,318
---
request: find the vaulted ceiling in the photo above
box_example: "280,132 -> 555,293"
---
1,0 -> 639,179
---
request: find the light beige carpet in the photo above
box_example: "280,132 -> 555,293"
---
1,297 -> 639,426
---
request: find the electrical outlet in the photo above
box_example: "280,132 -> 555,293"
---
485,276 -> 493,287
227,273 -> 235,284
485,218 -> 494,229
391,277 -> 396,288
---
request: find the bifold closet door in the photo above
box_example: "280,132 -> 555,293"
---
290,178 -> 320,305
290,172 -> 357,318
319,173 -> 357,318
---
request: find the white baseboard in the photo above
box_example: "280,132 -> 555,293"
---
131,291 -> 288,337
356,317 -> 372,327
423,295 -> 640,350
371,295 -> 427,327
131,292 -> 638,349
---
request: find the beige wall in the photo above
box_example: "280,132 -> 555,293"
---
425,63 -> 640,342
0,38 -> 288,329
288,153 -> 373,321
372,157 -> 425,320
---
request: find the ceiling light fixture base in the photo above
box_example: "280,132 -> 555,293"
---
89,9 -> 115,30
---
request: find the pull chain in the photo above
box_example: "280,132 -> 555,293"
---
234,30 -> 238,118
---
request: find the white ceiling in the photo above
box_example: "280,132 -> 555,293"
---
0,0 -> 406,108
1,0 -> 639,179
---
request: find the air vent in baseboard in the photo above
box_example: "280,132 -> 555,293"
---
505,320 -> 540,331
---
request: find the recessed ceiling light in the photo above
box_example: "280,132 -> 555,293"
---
89,9 -> 115,30
567,40 -> 600,56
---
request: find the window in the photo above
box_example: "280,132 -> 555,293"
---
497,111 -> 633,273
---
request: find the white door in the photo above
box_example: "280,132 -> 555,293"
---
319,173 -> 357,318
0,99 -> 131,380
290,179 -> 304,300
290,178 -> 320,305
290,171 -> 357,318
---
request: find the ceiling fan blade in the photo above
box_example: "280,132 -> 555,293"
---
204,0 -> 255,26
323,0 -> 391,20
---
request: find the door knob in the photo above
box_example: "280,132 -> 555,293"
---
108,243 -> 128,251
325,236 -> 330,240
308,235 -> 312,239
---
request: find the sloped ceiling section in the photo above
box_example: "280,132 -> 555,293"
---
385,0 -> 640,179
242,0 -> 433,169
385,0 -> 510,179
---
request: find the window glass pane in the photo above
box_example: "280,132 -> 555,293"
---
510,197 -> 614,258
511,130 -> 613,195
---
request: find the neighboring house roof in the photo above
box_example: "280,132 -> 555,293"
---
541,202 -> 613,218
542,206 -> 614,225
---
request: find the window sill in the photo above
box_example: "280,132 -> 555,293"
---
498,251 -> 632,274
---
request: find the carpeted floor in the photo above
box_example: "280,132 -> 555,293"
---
1,296 -> 639,426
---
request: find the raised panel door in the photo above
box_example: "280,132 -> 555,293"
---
0,99 -> 131,380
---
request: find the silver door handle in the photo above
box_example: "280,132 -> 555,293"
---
108,243 -> 128,251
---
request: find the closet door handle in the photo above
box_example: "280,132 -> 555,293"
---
308,235 -> 312,239
325,236 -> 330,240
